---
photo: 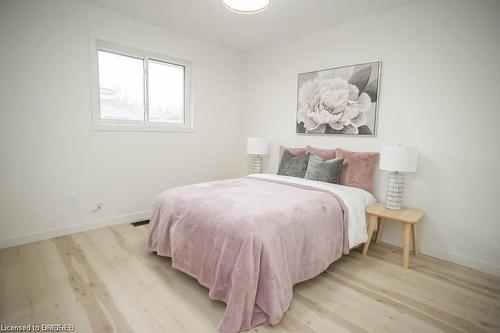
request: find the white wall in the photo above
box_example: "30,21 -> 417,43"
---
242,0 -> 500,275
0,0 -> 246,247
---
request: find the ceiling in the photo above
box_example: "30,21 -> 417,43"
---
85,0 -> 416,51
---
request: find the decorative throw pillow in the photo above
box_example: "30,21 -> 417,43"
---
305,145 -> 336,160
277,150 -> 311,178
335,148 -> 379,193
305,154 -> 344,184
278,145 -> 306,164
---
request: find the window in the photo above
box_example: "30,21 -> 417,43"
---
98,51 -> 144,122
90,40 -> 192,132
148,60 -> 185,124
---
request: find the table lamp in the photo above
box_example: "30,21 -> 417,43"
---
379,144 -> 418,210
247,137 -> 269,173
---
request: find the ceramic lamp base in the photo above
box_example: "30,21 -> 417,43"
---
386,172 -> 404,210
252,155 -> 263,173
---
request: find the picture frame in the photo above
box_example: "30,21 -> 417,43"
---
296,61 -> 381,136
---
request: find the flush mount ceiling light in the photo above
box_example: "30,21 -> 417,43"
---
222,0 -> 270,14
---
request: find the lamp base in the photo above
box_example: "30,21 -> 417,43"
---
386,172 -> 404,210
252,155 -> 263,173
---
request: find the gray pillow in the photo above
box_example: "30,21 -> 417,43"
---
305,154 -> 344,184
277,150 -> 310,178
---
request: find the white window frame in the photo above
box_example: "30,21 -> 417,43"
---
89,39 -> 193,132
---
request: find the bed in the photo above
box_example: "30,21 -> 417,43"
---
147,173 -> 376,333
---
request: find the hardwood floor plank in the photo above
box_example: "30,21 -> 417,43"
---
325,269 -> 480,333
352,249 -> 500,302
277,312 -> 316,333
53,235 -> 134,333
70,229 -> 189,332
292,293 -> 366,333
32,240 -> 93,331
296,272 -> 449,333
108,224 -> 228,329
336,253 -> 500,328
368,243 -> 500,296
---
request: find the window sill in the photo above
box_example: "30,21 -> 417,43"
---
92,122 -> 195,133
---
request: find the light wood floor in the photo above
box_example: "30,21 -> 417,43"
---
1,223 -> 499,333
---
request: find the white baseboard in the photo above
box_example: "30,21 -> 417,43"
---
419,243 -> 500,277
383,239 -> 500,277
0,210 -> 152,250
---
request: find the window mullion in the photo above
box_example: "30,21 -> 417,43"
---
144,57 -> 149,124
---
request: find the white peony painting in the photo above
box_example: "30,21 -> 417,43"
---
296,61 -> 380,135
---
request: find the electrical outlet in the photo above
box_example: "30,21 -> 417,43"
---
69,193 -> 79,206
92,202 -> 104,213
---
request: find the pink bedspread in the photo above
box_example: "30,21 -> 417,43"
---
146,177 -> 349,333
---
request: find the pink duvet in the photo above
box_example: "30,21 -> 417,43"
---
147,176 -> 349,332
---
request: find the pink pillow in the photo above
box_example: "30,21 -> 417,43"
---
335,148 -> 379,193
279,145 -> 306,164
305,145 -> 336,160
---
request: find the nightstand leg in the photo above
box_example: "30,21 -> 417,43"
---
412,223 -> 419,255
363,215 -> 377,255
376,219 -> 384,243
403,223 -> 411,268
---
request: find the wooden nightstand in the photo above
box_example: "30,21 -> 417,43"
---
363,202 -> 424,268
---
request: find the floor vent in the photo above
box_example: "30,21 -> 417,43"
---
131,220 -> 150,227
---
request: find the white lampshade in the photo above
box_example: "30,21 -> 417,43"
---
247,137 -> 269,155
380,145 -> 418,172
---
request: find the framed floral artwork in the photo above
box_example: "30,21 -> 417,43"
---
296,61 -> 381,135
